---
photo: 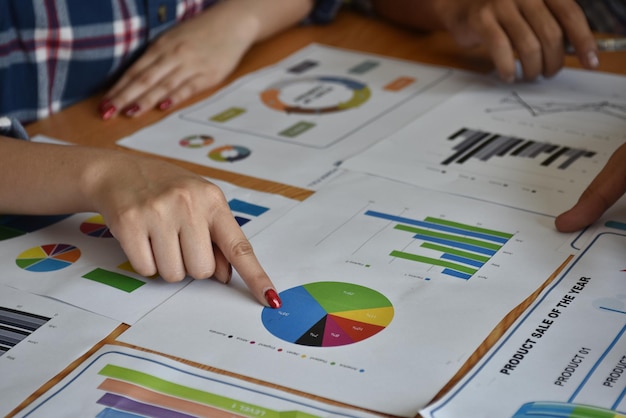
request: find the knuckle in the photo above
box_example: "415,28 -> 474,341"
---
230,239 -> 254,258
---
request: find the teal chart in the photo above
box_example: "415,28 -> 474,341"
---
261,282 -> 394,347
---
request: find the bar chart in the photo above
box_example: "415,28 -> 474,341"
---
442,127 -> 596,169
0,306 -> 50,356
20,347 -> 378,418
363,210 -> 514,280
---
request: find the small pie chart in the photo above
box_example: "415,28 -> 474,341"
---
261,281 -> 393,347
16,243 -> 81,272
208,145 -> 251,162
80,214 -> 113,238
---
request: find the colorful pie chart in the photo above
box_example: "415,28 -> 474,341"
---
261,281 -> 393,347
16,243 -> 81,272
260,76 -> 371,114
80,214 -> 113,238
208,145 -> 251,162
179,134 -> 214,148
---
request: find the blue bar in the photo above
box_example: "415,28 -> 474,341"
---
364,210 -> 507,244
228,199 -> 269,217
97,407 -> 145,418
441,253 -> 485,268
442,269 -> 471,280
412,234 -> 497,256
606,220 -> 626,231
234,216 -> 251,226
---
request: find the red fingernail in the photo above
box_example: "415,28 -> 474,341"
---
265,289 -> 281,308
123,103 -> 140,117
158,98 -> 173,111
98,98 -> 112,112
100,103 -> 116,120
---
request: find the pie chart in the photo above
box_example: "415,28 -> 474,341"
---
80,214 -> 113,238
208,145 -> 251,162
261,281 -> 393,347
16,243 -> 81,272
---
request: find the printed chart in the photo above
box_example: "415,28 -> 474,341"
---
422,220 -> 626,418
0,178 -> 297,324
0,286 -> 119,418
119,172 -> 572,417
118,44 -> 462,189
262,282 -> 393,347
17,346 -> 381,418
16,243 -> 81,272
80,214 -> 113,238
344,69 -> 626,215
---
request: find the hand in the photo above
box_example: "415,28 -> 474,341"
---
86,153 -> 281,307
99,5 -> 256,119
430,0 -> 598,82
555,143 -> 626,232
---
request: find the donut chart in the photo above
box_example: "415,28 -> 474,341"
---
261,281 -> 393,347
80,214 -> 113,238
179,134 -> 214,148
16,243 -> 81,272
260,76 -> 371,114
208,145 -> 251,162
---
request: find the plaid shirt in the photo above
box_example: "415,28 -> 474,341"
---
0,0 -> 217,123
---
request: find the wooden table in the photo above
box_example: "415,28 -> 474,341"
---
15,9 -> 626,418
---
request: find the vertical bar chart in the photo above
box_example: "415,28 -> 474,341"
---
0,307 -> 50,356
442,127 -> 596,169
364,210 -> 513,280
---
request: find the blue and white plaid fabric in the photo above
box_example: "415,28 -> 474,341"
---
0,0 -> 217,123
576,0 -> 626,35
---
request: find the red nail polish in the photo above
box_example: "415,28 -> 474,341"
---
98,98 -> 112,112
265,289 -> 282,308
100,103 -> 116,120
123,103 -> 140,117
158,98 -> 173,111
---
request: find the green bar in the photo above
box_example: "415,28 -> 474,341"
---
390,250 -> 477,274
82,268 -> 145,293
348,60 -> 380,74
99,365 -> 320,418
424,217 -> 514,239
420,242 -> 490,263
572,405 -> 616,418
394,224 -> 502,251
210,107 -> 246,122
279,121 -> 315,138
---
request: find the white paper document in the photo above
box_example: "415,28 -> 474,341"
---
0,286 -> 119,417
118,172 -> 574,416
117,44 -> 474,189
421,217 -> 626,418
344,69 -> 626,216
17,345 -> 382,418
0,179 -> 297,323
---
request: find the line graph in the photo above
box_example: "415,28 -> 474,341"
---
486,92 -> 626,121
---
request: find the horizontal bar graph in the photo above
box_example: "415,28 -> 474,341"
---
364,210 -> 513,280
442,127 -> 595,169
0,306 -> 50,356
96,364 -> 317,418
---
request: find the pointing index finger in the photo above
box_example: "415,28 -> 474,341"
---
211,211 -> 281,308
